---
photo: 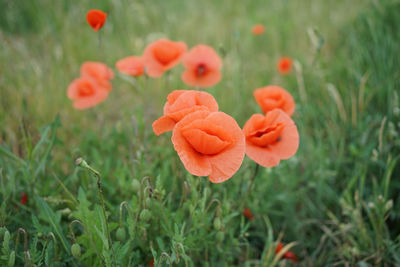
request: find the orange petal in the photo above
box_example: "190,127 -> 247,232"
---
172,111 -> 213,176
205,112 -> 245,183
116,56 -> 144,76
73,89 -> 108,110
181,69 -> 222,88
152,116 -> 176,136
245,141 -> 281,167
181,128 -> 231,155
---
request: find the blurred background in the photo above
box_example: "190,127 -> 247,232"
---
0,0 -> 399,266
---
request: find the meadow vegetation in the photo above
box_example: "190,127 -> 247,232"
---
0,0 -> 399,266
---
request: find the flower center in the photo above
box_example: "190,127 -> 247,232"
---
263,93 -> 284,110
153,43 -> 180,65
196,63 -> 207,77
78,81 -> 95,97
248,122 -> 284,147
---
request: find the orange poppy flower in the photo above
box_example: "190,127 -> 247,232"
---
243,208 -> 254,220
251,24 -> 265,35
172,110 -> 245,183
80,61 -> 114,90
277,57 -> 292,75
86,9 -> 107,31
116,56 -> 145,77
152,90 -> 219,135
254,86 -> 295,116
143,39 -> 187,77
181,45 -> 222,88
243,109 -> 299,167
67,77 -> 109,110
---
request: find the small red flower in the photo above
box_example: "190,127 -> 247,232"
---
242,208 -> 254,220
275,242 -> 283,254
86,9 -> 107,32
20,192 -> 28,205
277,57 -> 292,75
149,258 -> 154,267
252,24 -> 265,35
275,242 -> 298,263
284,251 -> 298,263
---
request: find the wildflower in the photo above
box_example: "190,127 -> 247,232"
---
275,242 -> 298,263
149,259 -> 154,267
20,192 -> 28,205
243,109 -> 299,167
172,110 -> 245,183
143,39 -> 187,77
116,56 -> 145,77
277,57 -> 292,75
86,9 -> 107,32
80,61 -> 114,90
275,242 -> 283,254
67,77 -> 109,110
181,45 -> 222,88
152,90 -> 218,135
243,207 -> 254,220
284,251 -> 298,263
251,24 -> 265,35
254,86 -> 295,116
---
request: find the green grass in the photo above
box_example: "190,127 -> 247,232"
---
1,0 -> 400,266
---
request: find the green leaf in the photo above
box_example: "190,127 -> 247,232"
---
36,196 -> 70,254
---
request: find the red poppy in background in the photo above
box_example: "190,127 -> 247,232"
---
86,9 -> 107,31
243,109 -> 299,167
152,90 -> 219,135
172,110 -> 245,183
80,61 -> 114,89
284,251 -> 298,263
143,39 -> 187,77
181,45 -> 222,88
67,77 -> 109,110
243,208 -> 254,220
251,24 -> 265,35
275,242 -> 298,263
253,86 -> 295,116
277,57 -> 292,75
149,259 -> 154,267
116,56 -> 145,77
20,192 -> 28,205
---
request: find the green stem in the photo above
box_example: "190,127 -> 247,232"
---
241,164 -> 260,207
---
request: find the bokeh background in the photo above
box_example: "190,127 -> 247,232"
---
0,0 -> 399,266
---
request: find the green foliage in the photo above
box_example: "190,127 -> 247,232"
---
1,0 -> 400,266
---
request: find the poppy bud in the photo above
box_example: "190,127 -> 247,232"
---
116,227 -> 126,242
213,217 -> 221,230
140,209 -> 151,222
216,231 -> 225,242
131,179 -> 140,193
71,243 -> 81,258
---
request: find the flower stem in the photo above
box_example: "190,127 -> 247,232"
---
75,158 -> 117,266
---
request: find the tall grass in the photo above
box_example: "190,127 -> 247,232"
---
0,0 -> 399,266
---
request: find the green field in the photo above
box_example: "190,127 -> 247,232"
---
1,0 -> 399,266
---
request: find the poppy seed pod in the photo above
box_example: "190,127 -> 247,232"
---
71,243 -> 81,258
140,209 -> 151,222
213,217 -> 222,230
116,227 -> 126,242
